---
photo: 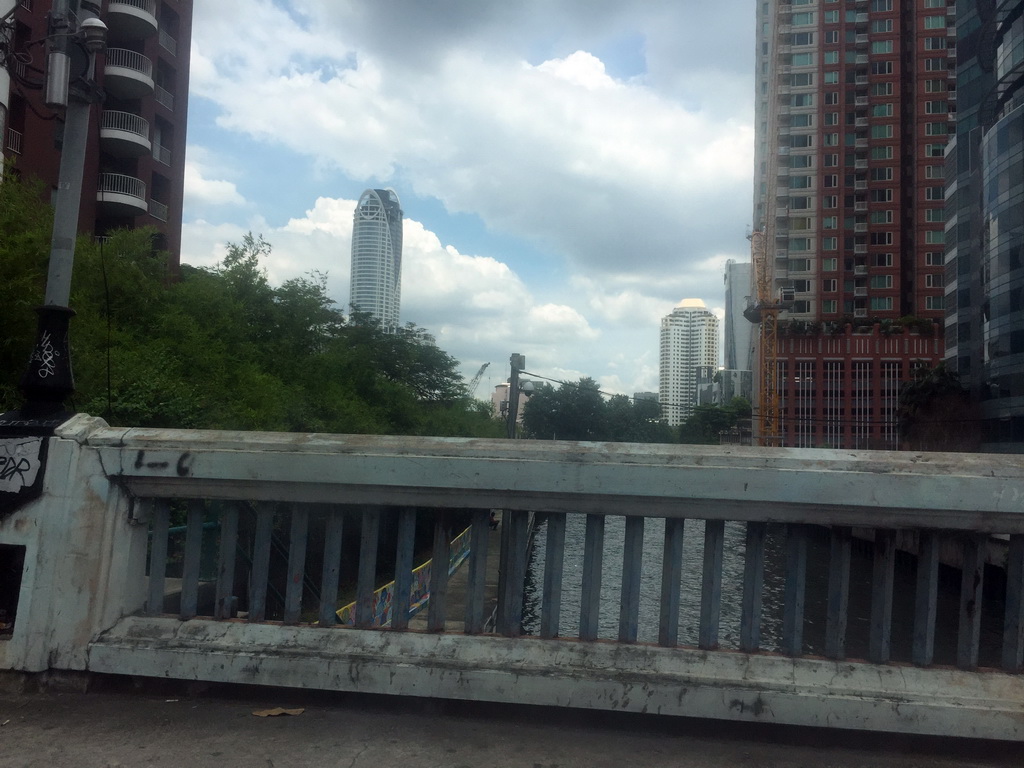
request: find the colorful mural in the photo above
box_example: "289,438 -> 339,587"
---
336,525 -> 473,627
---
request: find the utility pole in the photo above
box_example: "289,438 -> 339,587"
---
506,353 -> 525,439
1,1 -> 106,434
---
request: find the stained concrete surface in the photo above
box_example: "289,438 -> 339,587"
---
0,683 -> 1018,768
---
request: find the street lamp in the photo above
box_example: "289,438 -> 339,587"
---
1,2 -> 106,435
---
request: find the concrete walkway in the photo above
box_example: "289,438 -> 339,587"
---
0,684 -> 1017,768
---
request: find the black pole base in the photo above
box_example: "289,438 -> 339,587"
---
0,306 -> 77,437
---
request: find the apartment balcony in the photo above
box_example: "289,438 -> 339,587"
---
855,137 -> 868,148
5,127 -> 22,154
154,84 -> 174,111
854,308 -> 868,318
854,265 -> 868,276
855,96 -> 868,106
854,222 -> 868,232
99,110 -> 151,157
96,173 -> 148,217
153,143 -> 171,166
159,29 -> 178,57
854,201 -> 868,211
854,158 -> 867,169
855,117 -> 868,127
855,54 -> 868,64
103,48 -> 154,99
106,0 -> 158,40
149,198 -> 169,222
854,244 -> 868,254
854,180 -> 867,190
855,75 -> 868,85
854,287 -> 868,298
855,34 -> 869,46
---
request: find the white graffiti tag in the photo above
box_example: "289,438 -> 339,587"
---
31,331 -> 60,378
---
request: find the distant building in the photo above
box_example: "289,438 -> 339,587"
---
723,260 -> 754,372
716,369 -> 752,405
632,391 -> 659,403
350,188 -> 403,329
2,0 -> 194,266
659,299 -> 720,426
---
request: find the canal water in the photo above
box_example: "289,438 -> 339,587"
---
522,515 -> 1006,667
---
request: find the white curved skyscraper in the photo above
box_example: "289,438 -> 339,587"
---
350,188 -> 403,329
659,299 -> 720,427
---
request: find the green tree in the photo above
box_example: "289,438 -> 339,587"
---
678,398 -> 751,445
898,363 -> 980,451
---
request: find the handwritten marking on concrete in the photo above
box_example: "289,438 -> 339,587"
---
0,438 -> 43,493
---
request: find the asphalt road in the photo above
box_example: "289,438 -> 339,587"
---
0,683 -> 1018,768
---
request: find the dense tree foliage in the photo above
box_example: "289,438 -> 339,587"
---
678,398 -> 752,444
0,173 -> 503,437
520,378 -> 675,443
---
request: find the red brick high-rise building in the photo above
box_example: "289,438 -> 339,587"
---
752,0 -> 953,449
2,0 -> 192,267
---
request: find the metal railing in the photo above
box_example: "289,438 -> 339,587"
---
97,172 -> 146,200
5,127 -> 22,154
148,199 -> 168,221
159,29 -> 177,57
154,84 -> 174,110
109,0 -> 157,17
101,110 -> 150,139
104,47 -> 154,78
153,144 -> 171,165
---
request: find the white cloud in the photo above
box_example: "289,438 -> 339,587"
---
181,0 -> 758,395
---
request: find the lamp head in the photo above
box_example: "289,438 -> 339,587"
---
80,17 -> 107,54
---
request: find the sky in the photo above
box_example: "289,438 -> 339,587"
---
181,0 -> 756,397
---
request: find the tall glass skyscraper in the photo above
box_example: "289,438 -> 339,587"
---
350,188 -> 403,329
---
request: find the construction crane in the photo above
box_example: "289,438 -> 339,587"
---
743,230 -> 786,447
467,362 -> 490,398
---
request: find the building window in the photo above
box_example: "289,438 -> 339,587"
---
791,154 -> 813,168
870,232 -> 894,245
925,251 -> 943,266
924,186 -> 944,200
870,210 -> 894,223
872,82 -> 894,97
789,237 -> 813,251
823,175 -> 838,188
925,208 -> 944,222
791,134 -> 813,147
870,0 -> 893,10
822,299 -> 838,313
925,79 -> 947,93
792,52 -> 815,66
875,253 -> 894,267
926,295 -> 945,310
924,37 -> 947,50
792,12 -> 815,25
871,61 -> 894,75
871,189 -> 894,202
823,257 -> 838,271
925,273 -> 944,288
924,165 -> 943,178
871,19 -> 894,34
924,57 -> 947,71
824,30 -> 839,43
825,91 -> 839,105
824,153 -> 839,167
870,296 -> 894,311
823,195 -> 838,208
870,275 -> 894,289
792,32 -> 814,46
925,143 -> 945,157
824,50 -> 840,64
823,236 -> 838,250
870,146 -> 894,160
925,230 -> 944,244
792,72 -> 814,86
791,93 -> 814,107
925,100 -> 948,114
824,133 -> 840,146
824,10 -> 839,23
824,71 -> 839,84
871,40 -> 894,54
789,259 -> 812,272
871,104 -> 894,117
823,279 -> 838,292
